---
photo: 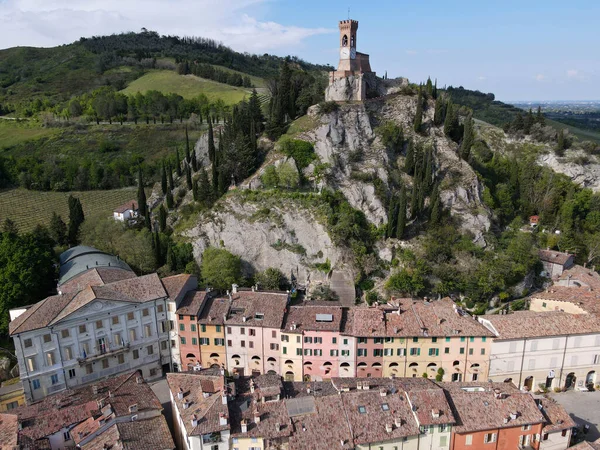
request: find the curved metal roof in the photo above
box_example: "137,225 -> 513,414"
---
58,246 -> 132,285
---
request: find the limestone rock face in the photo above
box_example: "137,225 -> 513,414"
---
538,151 -> 600,192
185,196 -> 349,285
325,75 -> 364,102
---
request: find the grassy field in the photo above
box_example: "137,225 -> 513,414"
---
121,70 -> 253,104
0,121 -> 205,163
546,118 -> 600,144
0,188 -> 140,232
0,120 -> 58,149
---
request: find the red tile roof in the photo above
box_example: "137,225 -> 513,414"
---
59,267 -> 136,294
480,311 -> 600,339
161,274 -> 197,301
539,249 -> 573,266
197,296 -> 232,324
532,286 -> 600,315
282,305 -> 343,332
225,291 -> 288,329
80,416 -> 175,450
537,397 -> 576,434
0,413 -> 18,450
114,200 -> 138,214
176,290 -> 210,316
406,389 -> 455,426
570,439 -> 600,450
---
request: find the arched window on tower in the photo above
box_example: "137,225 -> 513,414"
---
350,35 -> 355,48
342,35 -> 348,47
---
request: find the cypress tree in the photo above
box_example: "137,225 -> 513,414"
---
158,205 -> 167,232
414,88 -> 423,133
512,112 -> 524,131
197,168 -> 211,205
67,196 -> 84,245
167,244 -> 177,272
556,129 -> 566,156
443,101 -> 460,142
460,113 -> 475,161
386,196 -> 399,239
433,95 -> 445,126
167,163 -> 174,192
185,163 -> 193,190
144,208 -> 151,231
425,77 -> 433,97
191,149 -> 198,172
524,108 -> 535,134
192,178 -> 199,201
207,120 -> 215,164
396,185 -> 407,239
432,79 -> 438,99
166,190 -> 174,209
175,148 -> 182,177
218,169 -> 227,196
423,146 -> 434,194
185,127 -> 191,163
50,212 -> 67,246
404,140 -> 415,175
429,184 -> 442,226
161,162 -> 167,195
410,179 -> 419,220
536,106 -> 545,126
137,168 -> 147,218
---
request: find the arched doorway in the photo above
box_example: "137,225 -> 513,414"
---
523,376 -> 534,391
285,371 -> 295,382
565,372 -> 576,390
586,371 -> 596,390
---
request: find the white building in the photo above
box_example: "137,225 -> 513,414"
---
113,200 -> 139,222
479,311 -> 600,392
9,246 -> 175,402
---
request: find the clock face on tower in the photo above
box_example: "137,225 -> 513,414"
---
350,48 -> 356,60
340,47 -> 350,59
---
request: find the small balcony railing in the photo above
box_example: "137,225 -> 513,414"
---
77,343 -> 131,365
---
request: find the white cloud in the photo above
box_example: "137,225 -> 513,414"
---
535,74 -> 545,81
0,0 -> 333,52
567,69 -> 578,78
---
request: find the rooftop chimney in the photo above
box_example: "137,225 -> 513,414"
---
232,284 -> 238,294
254,412 -> 261,424
183,400 -> 190,409
128,404 -> 137,413
510,411 -> 519,420
275,422 -> 281,432
380,388 -> 387,397
92,385 -> 99,395
385,423 -> 393,433
241,419 -> 248,433
221,390 -> 228,405
340,384 -> 350,392
503,416 -> 510,424
191,414 -> 199,427
219,413 -> 228,426
108,390 -> 113,398
177,388 -> 184,400
431,409 -> 440,419
136,376 -> 143,384
394,417 -> 403,427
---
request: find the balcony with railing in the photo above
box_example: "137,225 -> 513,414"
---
77,343 -> 131,365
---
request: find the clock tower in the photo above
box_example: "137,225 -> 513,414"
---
326,18 -> 375,102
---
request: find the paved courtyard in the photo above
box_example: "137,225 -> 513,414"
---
548,390 -> 600,442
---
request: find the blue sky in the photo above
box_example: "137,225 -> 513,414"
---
1,0 -> 598,101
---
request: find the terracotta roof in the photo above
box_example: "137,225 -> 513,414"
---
0,413 -> 18,450
532,286 -> 600,315
350,308 -> 387,337
288,395 -> 353,450
251,373 -> 283,399
479,311 -> 600,339
225,291 -> 288,329
558,265 -> 600,290
539,249 -> 572,266
406,389 -> 455,426
176,290 -> 209,316
161,274 -> 196,301
9,292 -> 76,335
114,200 -> 138,214
341,388 -> 420,444
282,305 -> 343,332
59,267 -> 136,294
537,397 -> 576,434
80,415 -> 174,450
11,274 -> 168,335
166,372 -> 228,436
438,382 -> 545,433
570,440 -> 600,450
230,394 -> 292,440
197,296 -> 232,324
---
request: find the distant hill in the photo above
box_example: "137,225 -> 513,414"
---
0,30 -> 330,111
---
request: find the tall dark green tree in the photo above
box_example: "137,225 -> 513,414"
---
158,205 -> 167,232
185,163 -> 193,190
166,190 -> 174,209
443,101 -> 460,142
161,162 -> 167,195
192,178 -> 199,201
49,212 -> 67,246
460,113 -> 475,161
67,195 -> 84,245
185,127 -> 191,164
410,179 -> 419,220
556,129 -> 566,156
404,140 -> 415,175
137,168 -> 147,218
524,108 -> 535,134
207,120 -> 216,164
191,150 -> 198,172
429,183 -> 442,226
536,106 -> 546,126
175,148 -> 182,177
167,163 -> 175,192
154,230 -> 162,266
396,185 -> 407,239
433,95 -> 445,126
432,79 -> 438,99
386,196 -> 399,238
425,77 -> 433,97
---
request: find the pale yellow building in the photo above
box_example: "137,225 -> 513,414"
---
0,379 -> 25,412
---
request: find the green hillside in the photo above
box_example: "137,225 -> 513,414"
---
121,70 -> 253,104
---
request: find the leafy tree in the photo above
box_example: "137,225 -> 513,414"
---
255,268 -> 288,290
261,166 -> 280,188
278,137 -> 316,170
0,231 -> 56,333
385,268 -> 425,296
2,218 -> 18,236
67,195 -> 84,245
376,122 -> 404,154
50,212 -> 67,245
201,247 -> 242,290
